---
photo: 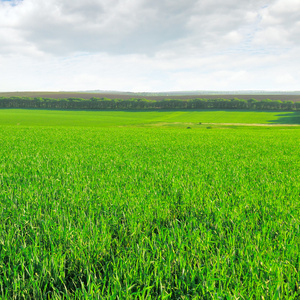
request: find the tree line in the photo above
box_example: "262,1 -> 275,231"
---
0,96 -> 299,110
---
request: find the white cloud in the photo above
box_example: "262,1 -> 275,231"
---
0,0 -> 299,91
253,0 -> 300,47
0,0 -> 268,55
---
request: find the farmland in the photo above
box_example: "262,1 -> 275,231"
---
1,91 -> 300,102
1,109 -> 300,127
0,110 -> 300,299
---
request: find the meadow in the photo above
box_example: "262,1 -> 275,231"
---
0,109 -> 300,126
0,109 -> 300,299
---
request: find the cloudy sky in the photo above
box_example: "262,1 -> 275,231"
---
0,0 -> 299,92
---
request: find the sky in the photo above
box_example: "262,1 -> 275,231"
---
0,0 -> 299,92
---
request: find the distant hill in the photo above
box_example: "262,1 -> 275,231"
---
1,90 -> 300,102
77,90 -> 300,96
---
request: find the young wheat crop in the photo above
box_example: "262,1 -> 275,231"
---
0,125 -> 299,299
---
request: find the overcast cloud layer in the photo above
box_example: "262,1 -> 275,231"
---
0,0 -> 299,92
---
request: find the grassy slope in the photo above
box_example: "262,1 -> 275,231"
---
0,110 -> 300,298
0,109 -> 300,126
0,126 -> 300,299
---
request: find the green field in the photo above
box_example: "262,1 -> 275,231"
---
0,109 -> 300,127
0,110 -> 300,299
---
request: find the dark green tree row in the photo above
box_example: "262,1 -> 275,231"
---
0,96 -> 299,110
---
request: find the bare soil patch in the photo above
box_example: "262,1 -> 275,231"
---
146,122 -> 300,127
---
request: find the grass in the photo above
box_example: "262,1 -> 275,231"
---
0,109 -> 300,127
0,110 -> 300,299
